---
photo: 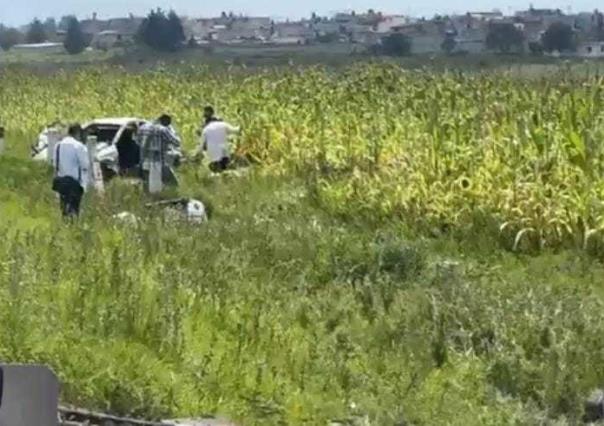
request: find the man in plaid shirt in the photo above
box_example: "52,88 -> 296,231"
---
138,114 -> 181,187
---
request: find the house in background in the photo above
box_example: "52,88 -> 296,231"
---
576,41 -> 604,57
80,13 -> 105,35
312,20 -> 344,41
515,7 -> 576,32
105,16 -> 143,42
393,20 -> 449,54
183,18 -> 216,42
515,7 -> 563,20
229,17 -> 272,42
375,16 -> 409,34
93,31 -> 121,49
81,13 -> 142,48
516,17 -> 546,47
350,29 -> 381,45
449,13 -> 491,54
272,22 -> 314,44
185,16 -> 271,44
574,10 -> 604,42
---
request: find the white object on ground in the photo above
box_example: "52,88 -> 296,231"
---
113,211 -> 139,225
186,199 -> 208,223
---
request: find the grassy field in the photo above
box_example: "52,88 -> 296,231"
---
5,42 -> 604,72
0,47 -> 120,65
1,63 -> 604,425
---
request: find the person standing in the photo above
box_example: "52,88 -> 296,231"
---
198,106 -> 240,173
51,124 -> 89,219
138,114 -> 182,187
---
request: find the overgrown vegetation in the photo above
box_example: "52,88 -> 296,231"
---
137,9 -> 186,52
26,18 -> 47,44
543,22 -> 577,53
378,33 -> 412,57
486,22 -> 525,53
0,25 -> 22,51
1,64 -> 604,424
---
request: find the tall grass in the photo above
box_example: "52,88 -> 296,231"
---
1,65 -> 604,424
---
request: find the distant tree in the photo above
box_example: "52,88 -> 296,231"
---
26,18 -> 47,44
542,22 -> 576,52
64,17 -> 88,54
380,32 -> 412,56
138,9 -> 166,50
167,10 -> 186,47
137,9 -> 185,51
486,23 -> 525,53
594,10 -> 604,41
59,15 -> 77,31
0,26 -> 22,51
441,34 -> 457,54
44,18 -> 57,37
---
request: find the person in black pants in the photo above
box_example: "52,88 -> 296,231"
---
52,124 -> 89,219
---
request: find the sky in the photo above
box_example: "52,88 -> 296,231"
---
1,0 -> 602,27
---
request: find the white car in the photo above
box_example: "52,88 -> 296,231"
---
32,118 -> 183,180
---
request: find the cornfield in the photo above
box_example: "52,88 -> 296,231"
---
3,64 -> 604,250
1,63 -> 604,425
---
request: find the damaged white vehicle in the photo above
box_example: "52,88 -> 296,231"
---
31,118 -> 184,181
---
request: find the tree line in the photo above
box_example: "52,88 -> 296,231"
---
0,9 -> 186,54
0,11 -> 588,57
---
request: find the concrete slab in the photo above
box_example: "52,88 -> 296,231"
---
0,364 -> 59,426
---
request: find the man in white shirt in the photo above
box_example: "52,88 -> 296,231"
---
198,106 -> 240,173
52,124 -> 90,219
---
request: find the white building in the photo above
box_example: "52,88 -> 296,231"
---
577,41 -> 604,57
93,31 -> 121,49
376,16 -> 409,33
272,23 -> 314,44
